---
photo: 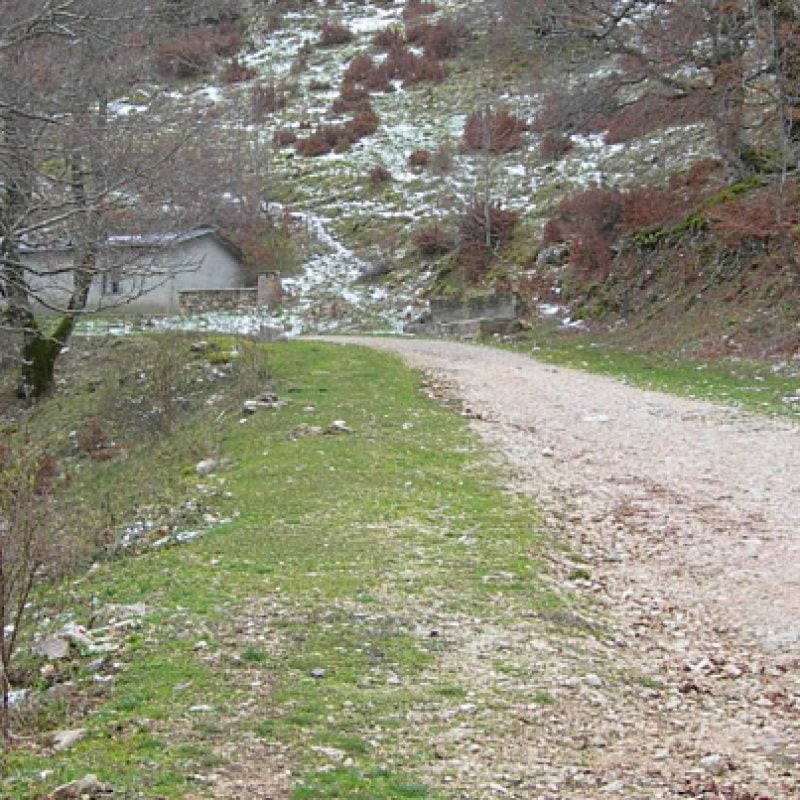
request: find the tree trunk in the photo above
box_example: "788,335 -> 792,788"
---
19,316 -> 75,399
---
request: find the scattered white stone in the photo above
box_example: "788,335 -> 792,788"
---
176,530 -> 204,543
52,728 -> 88,752
195,458 -> 220,477
33,637 -> 70,660
60,622 -> 94,650
327,419 -> 354,434
700,753 -> 727,775
312,746 -> 346,762
582,414 -> 610,424
51,774 -> 108,799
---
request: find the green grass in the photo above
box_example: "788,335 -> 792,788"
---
503,324 -> 800,418
2,339 -> 571,800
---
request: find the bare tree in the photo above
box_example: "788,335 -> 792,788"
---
494,0 -> 800,178
0,436 -> 74,744
1,0 -> 265,397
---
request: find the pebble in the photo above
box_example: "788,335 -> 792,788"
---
699,753 -> 727,775
195,458 -> 220,477
50,774 -> 109,799
52,728 -> 87,751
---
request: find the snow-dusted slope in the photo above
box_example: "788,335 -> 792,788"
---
103,0 -> 711,336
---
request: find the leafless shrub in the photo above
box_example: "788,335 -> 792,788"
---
532,81 -> 618,136
331,80 -> 370,113
403,52 -> 447,84
318,20 -> 354,46
308,78 -> 332,91
345,105 -> 380,139
344,54 -> 376,82
220,58 -> 256,84
296,100 -> 380,156
406,18 -> 466,59
372,26 -> 406,51
539,131 -> 573,159
460,201 -> 519,248
78,417 -> 108,455
413,223 -> 455,255
290,42 -> 313,75
408,149 -> 431,167
457,240 -> 492,283
403,0 -> 437,20
463,106 -> 526,153
273,128 -> 298,147
368,164 -> 393,185
430,140 -> 456,174
0,437 -> 81,744
253,83 -> 286,121
152,22 -> 242,79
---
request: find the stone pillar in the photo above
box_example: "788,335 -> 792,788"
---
257,271 -> 284,310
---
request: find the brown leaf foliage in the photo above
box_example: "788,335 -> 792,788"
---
463,106 -> 526,153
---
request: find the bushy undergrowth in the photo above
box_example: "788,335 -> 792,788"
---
406,18 -> 467,59
533,81 -> 711,145
152,22 -> 241,79
295,104 -> 380,156
407,148 -> 431,167
706,180 -> 800,248
253,82 -> 287,120
372,25 -> 405,51
220,58 -> 255,84
413,222 -> 455,255
402,0 -> 437,20
460,201 -> 519,248
368,164 -> 393,185
543,166 -> 720,278
463,106 -> 526,153
318,20 -> 354,46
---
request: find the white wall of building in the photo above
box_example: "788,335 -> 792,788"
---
17,233 -> 246,314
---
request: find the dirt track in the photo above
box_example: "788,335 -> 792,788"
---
319,336 -> 800,797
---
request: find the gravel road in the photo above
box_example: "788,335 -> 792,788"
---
318,336 -> 800,797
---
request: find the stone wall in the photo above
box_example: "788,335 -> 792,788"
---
179,272 -> 284,314
178,288 -> 259,312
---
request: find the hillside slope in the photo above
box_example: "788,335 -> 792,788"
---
102,0 -> 799,358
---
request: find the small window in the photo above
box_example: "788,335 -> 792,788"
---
102,269 -> 121,295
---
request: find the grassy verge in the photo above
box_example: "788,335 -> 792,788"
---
2,338 -> 576,800
498,324 -> 800,418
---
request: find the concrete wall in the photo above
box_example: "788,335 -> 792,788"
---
19,235 -> 246,314
405,293 -> 526,337
429,294 -> 524,323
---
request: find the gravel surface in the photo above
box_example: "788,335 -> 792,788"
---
319,336 -> 800,798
